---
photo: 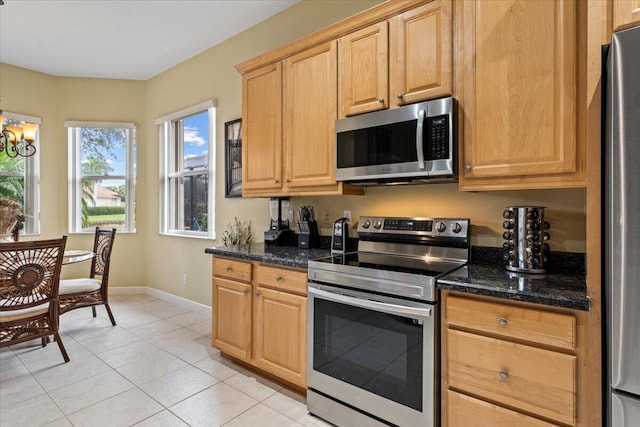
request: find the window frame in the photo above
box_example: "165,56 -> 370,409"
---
157,100 -> 216,239
66,121 -> 136,233
0,112 -> 41,236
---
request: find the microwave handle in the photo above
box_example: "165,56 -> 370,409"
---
416,109 -> 426,170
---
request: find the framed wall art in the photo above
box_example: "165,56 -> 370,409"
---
224,118 -> 242,198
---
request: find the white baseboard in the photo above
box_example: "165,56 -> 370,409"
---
110,286 -> 211,316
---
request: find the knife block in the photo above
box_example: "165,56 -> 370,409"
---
298,221 -> 320,249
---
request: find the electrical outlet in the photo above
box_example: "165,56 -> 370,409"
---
323,211 -> 331,225
182,274 -> 188,285
343,210 -> 351,224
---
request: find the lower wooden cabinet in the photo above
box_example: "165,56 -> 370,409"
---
253,286 -> 307,386
442,292 -> 581,426
211,256 -> 307,389
447,390 -> 556,427
212,278 -> 252,361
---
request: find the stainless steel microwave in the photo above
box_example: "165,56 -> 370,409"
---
335,97 -> 456,184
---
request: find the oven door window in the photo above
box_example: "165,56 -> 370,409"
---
312,298 -> 423,411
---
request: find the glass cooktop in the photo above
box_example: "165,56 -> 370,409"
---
312,251 -> 466,278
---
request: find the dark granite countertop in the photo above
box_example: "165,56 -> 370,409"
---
438,264 -> 589,311
204,244 -> 331,269
205,243 -> 589,311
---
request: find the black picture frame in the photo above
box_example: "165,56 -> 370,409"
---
224,119 -> 243,198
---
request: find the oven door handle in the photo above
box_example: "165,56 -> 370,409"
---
309,285 -> 432,319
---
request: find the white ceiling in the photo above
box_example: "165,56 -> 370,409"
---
0,0 -> 300,80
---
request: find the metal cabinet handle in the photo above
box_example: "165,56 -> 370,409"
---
274,179 -> 280,184
285,178 -> 290,183
255,291 -> 261,296
500,370 -> 509,380
225,266 -> 232,272
465,165 -> 472,172
242,289 -> 249,295
498,317 -> 508,327
378,98 -> 385,103
275,275 -> 283,281
397,93 -> 404,99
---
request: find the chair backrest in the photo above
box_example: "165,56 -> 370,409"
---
90,228 -> 116,280
0,236 -> 68,311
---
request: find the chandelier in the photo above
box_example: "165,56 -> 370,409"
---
0,111 -> 37,158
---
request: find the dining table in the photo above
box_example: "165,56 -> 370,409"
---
62,250 -> 95,265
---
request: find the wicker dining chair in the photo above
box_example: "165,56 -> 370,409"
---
0,236 -> 70,362
59,228 -> 117,325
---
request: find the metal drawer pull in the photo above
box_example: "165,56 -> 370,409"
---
255,291 -> 261,296
498,317 -> 508,326
275,275 -> 283,281
500,370 -> 509,380
242,289 -> 249,295
225,266 -> 232,272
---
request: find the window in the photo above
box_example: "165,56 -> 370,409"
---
0,112 -> 40,235
66,121 -> 136,233
157,100 -> 215,238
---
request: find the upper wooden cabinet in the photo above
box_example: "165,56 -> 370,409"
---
241,44 -> 363,197
241,63 -> 283,193
284,41 -> 341,191
338,0 -> 452,117
457,0 -> 588,191
614,0 -> 640,31
339,21 -> 389,116
390,1 -> 452,107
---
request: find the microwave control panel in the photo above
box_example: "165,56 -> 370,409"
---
426,115 -> 450,160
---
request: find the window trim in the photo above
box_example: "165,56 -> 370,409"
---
66,121 -> 136,233
0,111 -> 41,236
158,100 -> 216,239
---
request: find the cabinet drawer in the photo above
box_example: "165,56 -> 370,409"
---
212,257 -> 252,283
447,329 -> 576,426
447,296 -> 576,350
447,390 -> 556,427
256,265 -> 307,295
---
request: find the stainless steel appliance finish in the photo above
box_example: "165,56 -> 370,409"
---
605,25 -> 640,426
307,216 -> 469,427
335,97 -> 456,184
502,206 -> 551,274
330,217 -> 349,254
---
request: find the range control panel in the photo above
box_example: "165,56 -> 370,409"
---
357,216 -> 469,239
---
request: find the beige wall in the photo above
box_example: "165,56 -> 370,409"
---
1,0 -> 586,307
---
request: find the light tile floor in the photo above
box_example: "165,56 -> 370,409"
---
0,294 -> 332,427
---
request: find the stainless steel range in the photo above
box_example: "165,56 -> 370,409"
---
307,216 -> 470,427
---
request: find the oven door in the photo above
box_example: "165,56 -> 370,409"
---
307,282 -> 437,427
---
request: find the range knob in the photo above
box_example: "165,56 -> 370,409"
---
451,222 -> 463,234
360,219 -> 371,229
436,222 -> 447,232
373,220 -> 383,229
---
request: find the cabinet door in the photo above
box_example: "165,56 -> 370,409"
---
253,286 -> 307,387
614,0 -> 640,31
339,21 -> 389,117
459,0 -> 580,188
284,41 -> 338,189
390,0 -> 452,107
242,63 -> 283,193
212,278 -> 252,361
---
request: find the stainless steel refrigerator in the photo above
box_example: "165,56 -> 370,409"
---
605,24 -> 640,426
